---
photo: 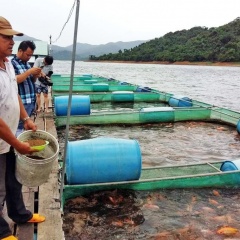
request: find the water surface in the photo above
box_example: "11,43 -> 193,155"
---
54,62 -> 240,239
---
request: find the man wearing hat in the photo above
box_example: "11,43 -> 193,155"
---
0,16 -> 45,240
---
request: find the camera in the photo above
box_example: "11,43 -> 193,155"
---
39,76 -> 53,86
38,71 -> 53,86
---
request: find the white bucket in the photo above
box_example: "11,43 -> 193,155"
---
15,130 -> 59,187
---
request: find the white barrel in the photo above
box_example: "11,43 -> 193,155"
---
15,130 -> 59,187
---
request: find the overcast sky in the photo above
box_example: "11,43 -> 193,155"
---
2,0 -> 240,47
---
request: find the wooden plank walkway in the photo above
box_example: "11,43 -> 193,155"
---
34,110 -> 64,240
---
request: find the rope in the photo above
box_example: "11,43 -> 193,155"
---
52,0 -> 77,44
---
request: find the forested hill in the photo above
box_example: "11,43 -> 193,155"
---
90,17 -> 240,63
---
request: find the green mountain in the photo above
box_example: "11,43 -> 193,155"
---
92,18 -> 240,63
51,40 -> 146,60
13,36 -> 146,60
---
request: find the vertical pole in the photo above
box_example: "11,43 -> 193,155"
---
49,35 -> 52,55
60,0 -> 80,209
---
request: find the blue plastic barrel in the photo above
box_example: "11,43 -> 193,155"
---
66,137 -> 142,184
139,107 -> 175,123
237,120 -> 240,134
112,91 -> 134,102
82,74 -> 92,77
78,76 -> 92,80
92,83 -> 109,92
84,79 -> 98,84
136,86 -> 152,92
119,82 -> 129,85
168,95 -> 193,107
54,95 -> 90,116
220,159 -> 240,171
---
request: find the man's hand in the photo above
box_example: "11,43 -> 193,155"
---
23,118 -> 37,131
29,67 -> 42,76
15,140 -> 38,155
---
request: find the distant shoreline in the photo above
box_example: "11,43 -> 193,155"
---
87,60 -> 240,67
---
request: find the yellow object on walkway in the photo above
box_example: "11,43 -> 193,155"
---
27,214 -> 46,223
2,235 -> 18,240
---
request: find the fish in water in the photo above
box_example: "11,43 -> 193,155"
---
217,226 -> 238,236
208,198 -> 219,205
111,220 -> 124,227
142,203 -> 160,210
216,126 -> 228,131
212,190 -> 220,196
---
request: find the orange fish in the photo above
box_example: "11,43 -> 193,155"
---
201,206 -> 215,213
191,195 -> 197,203
209,198 -> 219,205
211,215 -> 227,222
143,203 -> 160,210
213,190 -> 220,196
111,220 -> 124,227
108,195 -> 123,205
123,218 -> 135,225
217,226 -> 238,236
217,126 -> 227,131
155,193 -> 166,201
154,231 -> 172,238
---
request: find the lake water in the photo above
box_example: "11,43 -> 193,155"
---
54,61 -> 240,240
54,61 -> 240,112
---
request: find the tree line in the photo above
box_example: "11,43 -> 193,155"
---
90,18 -> 240,63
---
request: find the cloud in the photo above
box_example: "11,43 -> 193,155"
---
2,0 -> 240,47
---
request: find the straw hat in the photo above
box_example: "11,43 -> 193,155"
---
0,16 -> 23,36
